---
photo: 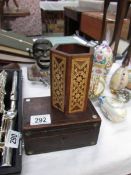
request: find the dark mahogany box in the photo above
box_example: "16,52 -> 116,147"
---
0,69 -> 22,175
23,96 -> 101,155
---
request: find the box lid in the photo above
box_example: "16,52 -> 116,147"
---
23,96 -> 101,131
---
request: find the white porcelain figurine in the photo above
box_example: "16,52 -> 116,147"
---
89,41 -> 113,99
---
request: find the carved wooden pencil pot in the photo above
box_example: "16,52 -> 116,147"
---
50,43 -> 93,114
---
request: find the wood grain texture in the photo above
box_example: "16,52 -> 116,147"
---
23,96 -> 101,155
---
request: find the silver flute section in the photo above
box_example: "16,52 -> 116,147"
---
0,70 -> 7,114
0,70 -> 7,143
1,71 -> 18,167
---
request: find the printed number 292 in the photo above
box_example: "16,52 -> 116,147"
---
35,117 -> 46,124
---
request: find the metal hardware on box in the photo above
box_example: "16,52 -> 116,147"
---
25,98 -> 31,102
27,150 -> 34,155
92,115 -> 98,119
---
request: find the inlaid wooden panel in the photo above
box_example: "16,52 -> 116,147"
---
69,58 -> 90,113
